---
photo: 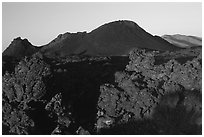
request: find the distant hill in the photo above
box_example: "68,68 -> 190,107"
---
41,20 -> 180,57
3,20 -> 182,58
162,34 -> 202,48
2,37 -> 40,59
83,21 -> 180,55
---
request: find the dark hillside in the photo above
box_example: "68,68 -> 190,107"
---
40,20 -> 181,57
3,37 -> 40,59
3,20 -> 181,59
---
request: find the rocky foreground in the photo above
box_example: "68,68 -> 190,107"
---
2,47 -> 202,135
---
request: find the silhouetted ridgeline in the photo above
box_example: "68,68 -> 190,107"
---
3,37 -> 40,59
3,20 -> 181,59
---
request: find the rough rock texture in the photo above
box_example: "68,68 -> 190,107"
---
96,47 -> 202,134
2,53 -> 51,134
2,46 -> 201,135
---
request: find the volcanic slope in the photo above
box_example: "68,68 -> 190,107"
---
162,34 -> 202,48
41,20 -> 181,57
3,37 -> 40,59
3,20 -> 181,58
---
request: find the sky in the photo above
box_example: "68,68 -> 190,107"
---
2,2 -> 202,51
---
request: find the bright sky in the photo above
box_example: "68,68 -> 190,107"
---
2,2 -> 202,51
